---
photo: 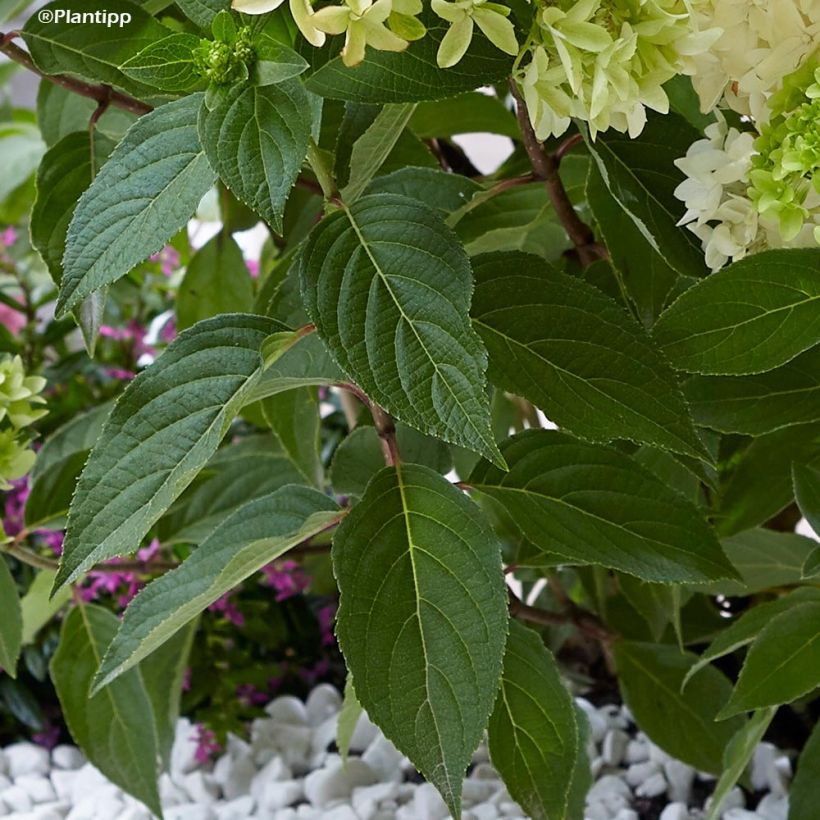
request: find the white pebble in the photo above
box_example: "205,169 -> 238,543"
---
164,806 -> 217,820
321,807 -> 359,820
250,756 -> 292,804
178,771 -> 219,804
705,786 -> 745,816
723,810 -> 761,820
584,800 -> 610,820
27,802 -> 71,820
664,760 -> 695,803
625,739 -> 649,764
213,795 -> 255,820
614,810 -> 639,820
602,730 -> 630,766
576,699 -> 608,744
362,735 -> 405,782
4,743 -> 51,779
51,747 -> 85,772
303,759 -> 376,808
587,774 -> 632,803
635,772 -> 667,798
117,807 -> 152,820
468,805 -> 499,820
251,720 -> 312,770
1,784 -> 33,812
660,804 -> 691,820
625,761 -> 661,787
212,748 -> 255,801
48,771 -> 75,802
755,794 -> 789,820
265,696 -> 309,726
15,774 -> 57,804
160,773 -> 191,808
259,779 -> 303,810
305,684 -> 342,726
170,720 -> 201,777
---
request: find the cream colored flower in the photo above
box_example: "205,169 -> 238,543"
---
232,0 -> 326,47
432,0 -> 518,68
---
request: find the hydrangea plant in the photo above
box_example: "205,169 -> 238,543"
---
0,0 -> 819,818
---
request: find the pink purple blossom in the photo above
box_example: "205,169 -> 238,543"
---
192,724 -> 221,764
260,559 -> 310,601
149,246 -> 182,277
208,592 -> 245,627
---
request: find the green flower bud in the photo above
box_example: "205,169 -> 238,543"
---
0,429 -> 35,490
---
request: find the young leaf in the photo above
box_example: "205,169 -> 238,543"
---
260,389 -> 323,487
470,430 -> 735,583
300,193 -> 503,465
471,252 -> 708,460
705,707 -> 777,820
20,571 -> 72,646
791,718 -> 820,820
95,486 -> 341,690
614,641 -> 745,774
488,621 -> 590,820
176,232 -> 254,330
333,464 -> 508,816
685,346 -> 820,435
718,601 -> 820,718
51,605 -> 161,816
654,249 -> 820,375
120,32 -> 205,93
55,314 -> 282,591
22,0 -> 173,98
793,462 -> 820,536
583,112 -> 708,280
58,94 -> 215,316
0,558 -> 22,678
176,0 -> 228,28
337,675 -> 363,764
198,80 -> 312,233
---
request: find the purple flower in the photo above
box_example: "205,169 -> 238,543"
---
4,478 -> 29,537
32,725 -> 60,750
208,592 -> 245,627
191,724 -> 220,764
150,246 -> 181,277
317,603 -> 337,647
236,683 -> 268,708
246,259 -> 260,279
260,559 -> 310,602
0,226 -> 17,249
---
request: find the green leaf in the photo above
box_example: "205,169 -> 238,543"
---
305,17 -> 512,103
337,675 -> 363,765
718,601 -> 820,718
0,120 -> 45,202
333,464 -> 508,815
95,486 -> 341,689
55,314 -> 281,591
791,718 -> 820,820
409,92 -> 518,139
366,167 -> 481,212
341,103 -> 417,204
488,621 -> 589,820
0,558 -> 22,678
618,574 -> 677,643
140,619 -> 197,771
57,94 -> 215,316
51,605 -> 161,816
586,161 -> 682,327
471,252 -> 708,460
683,588 -> 820,690
300,193 -> 502,465
20,571 -> 72,645
654,249 -> 820,375
198,80 -> 311,233
25,402 -> 111,529
176,0 -> 227,28
793,462 -> 820,536
613,641 -> 745,774
22,0 -> 173,98
329,423 -> 451,496
120,32 -> 205,93
31,131 -> 114,283
685,346 -> 820,435
260,389 -> 322,487
252,35 -> 310,86
157,435 -> 307,544
470,430 -> 735,583
706,707 -> 777,820
583,112 -> 707,280
177,232 -> 254,330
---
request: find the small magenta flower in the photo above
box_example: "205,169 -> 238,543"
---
192,725 -> 221,764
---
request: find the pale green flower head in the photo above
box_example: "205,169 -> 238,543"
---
312,0 -> 412,66
0,355 -> 47,429
0,429 -> 36,490
432,0 -> 518,68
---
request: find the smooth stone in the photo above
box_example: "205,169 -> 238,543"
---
625,760 -> 661,787
15,774 -> 57,803
636,772 -> 667,798
260,779 -> 303,810
214,795 -> 255,820
723,811 -> 761,820
0,753 -> 6,776
272,810 -> 299,820
117,807 -> 152,820
170,720 -> 202,776
179,771 -> 220,804
351,781 -> 399,810
471,763 -> 500,781
160,773 -> 191,807
664,760 -> 695,803
0,800 -> 8,817
265,696 -> 309,726
614,810 -> 639,820
1,784 -> 33,812
602,729 -> 630,766
590,757 -> 604,778
0,776 -> 9,792
66,766 -> 110,806
751,744 -> 778,792
660,803 -> 691,820
411,783 -> 449,820
303,759 -> 377,808
27,803 -> 71,820
251,720 -> 312,770
250,757 -> 293,804
321,807 -> 358,820
305,685 -> 342,727
65,791 -> 125,820
705,786 -> 745,816
462,779 -> 497,804
469,805 -> 500,820
755,794 -> 789,820
648,742 -> 673,766
212,748 -> 256,801
347,713 -> 380,755
51,747 -> 85,771
309,715 -> 339,763
600,704 -> 629,731
584,800 -> 610,820
164,806 -> 217,820
4,744 -> 51,779
48,771 -> 75,802
576,699 -> 608,744
625,739 -> 649,764
362,735 -> 405,782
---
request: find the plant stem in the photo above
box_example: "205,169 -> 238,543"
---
508,589 -> 615,645
509,81 -> 605,268
306,139 -> 340,203
370,403 -> 400,467
0,32 -> 152,116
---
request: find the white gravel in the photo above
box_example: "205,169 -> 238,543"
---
0,685 -> 793,820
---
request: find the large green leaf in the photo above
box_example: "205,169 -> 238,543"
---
157,435 -> 306,544
198,81 -> 311,233
583,112 -> 707,280
366,167 -> 481,213
31,131 -> 114,284
51,605 -> 161,816
333,464 -> 508,815
791,719 -> 820,820
685,346 -> 820,435
719,601 -> 820,718
471,252 -> 707,460
259,389 -> 322,487
177,232 -> 254,330
488,621 -> 589,820
25,402 -> 111,529
0,559 -> 22,678
470,430 -> 734,583
176,0 -> 227,28
793,462 -> 820,536
614,641 -> 745,774
22,0 -> 172,98
95,486 -> 341,689
654,249 -> 820,375
409,92 -> 518,139
305,18 -> 512,103
55,314 -> 281,590
57,94 -> 215,316
120,33 -> 204,93
300,193 -> 502,465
